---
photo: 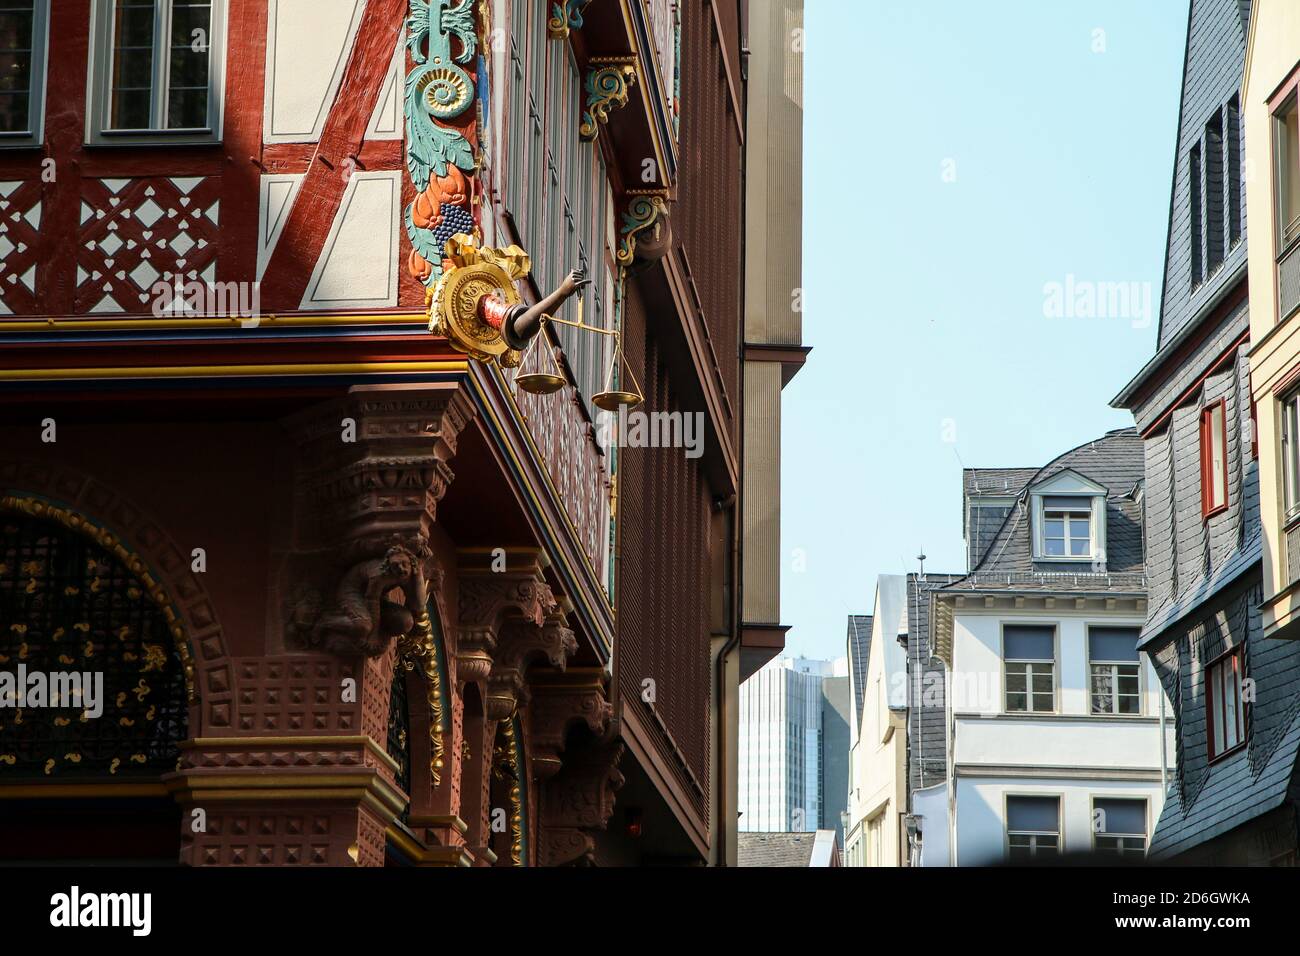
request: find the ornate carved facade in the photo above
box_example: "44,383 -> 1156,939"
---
0,0 -> 755,868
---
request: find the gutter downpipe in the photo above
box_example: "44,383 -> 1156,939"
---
714,0 -> 751,867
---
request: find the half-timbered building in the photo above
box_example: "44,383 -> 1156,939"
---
0,0 -> 801,867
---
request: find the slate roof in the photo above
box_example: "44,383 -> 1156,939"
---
939,428 -> 1146,594
846,614 -> 872,725
737,831 -> 820,867
906,573 -> 963,792
1153,0 -> 1251,351
1150,704 -> 1300,860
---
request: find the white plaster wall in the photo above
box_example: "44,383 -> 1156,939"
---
264,0 -> 366,143
951,609 -> 1163,722
912,781 -> 949,867
954,776 -> 1166,866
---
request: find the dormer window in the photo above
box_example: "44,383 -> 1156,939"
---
1043,497 -> 1091,557
1028,470 -> 1107,564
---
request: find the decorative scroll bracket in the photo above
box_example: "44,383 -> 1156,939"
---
580,58 -> 637,142
548,0 -> 594,39
616,190 -> 672,266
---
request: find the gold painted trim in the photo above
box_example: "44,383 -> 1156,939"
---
181,735 -> 401,776
0,361 -> 470,383
385,825 -> 474,867
164,772 -> 408,818
408,813 -> 469,836
0,313 -> 432,333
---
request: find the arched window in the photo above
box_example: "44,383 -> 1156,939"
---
0,506 -> 187,778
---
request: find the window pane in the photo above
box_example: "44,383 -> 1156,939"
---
1280,100 -> 1300,246
0,1 -> 32,133
1069,537 -> 1090,556
1031,691 -> 1054,712
1210,404 -> 1226,507
1006,691 -> 1027,712
1005,668 -> 1026,693
1212,663 -> 1227,755
1069,517 -> 1090,538
1044,537 -> 1065,556
1031,670 -> 1053,694
1045,518 -> 1064,538
1091,666 -> 1113,714
111,0 -> 156,129
167,1 -> 211,128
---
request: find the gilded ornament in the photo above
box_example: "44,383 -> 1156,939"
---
616,193 -> 670,266
580,59 -> 637,141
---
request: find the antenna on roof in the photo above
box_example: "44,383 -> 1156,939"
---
917,549 -> 927,580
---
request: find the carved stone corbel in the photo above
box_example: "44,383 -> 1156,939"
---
537,739 -> 625,867
486,611 -> 578,720
526,668 -> 614,780
284,384 -> 475,658
455,549 -> 557,687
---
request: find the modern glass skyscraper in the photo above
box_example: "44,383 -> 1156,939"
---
739,657 -> 847,835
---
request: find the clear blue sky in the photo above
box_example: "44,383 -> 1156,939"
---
783,0 -> 1188,661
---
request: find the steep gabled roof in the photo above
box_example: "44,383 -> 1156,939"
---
738,830 -> 839,867
846,614 -> 873,726
942,428 -> 1146,592
1154,0 -> 1250,350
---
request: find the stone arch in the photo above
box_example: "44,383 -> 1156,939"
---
0,459 -> 232,728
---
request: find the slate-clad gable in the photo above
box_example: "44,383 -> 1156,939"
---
1110,0 -> 1300,863
1157,0 -> 1250,350
905,574 -> 962,794
846,614 -> 873,729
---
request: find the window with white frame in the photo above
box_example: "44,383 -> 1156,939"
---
1003,625 -> 1055,713
1089,626 -> 1142,715
1207,647 -> 1247,761
1006,795 -> 1059,860
88,0 -> 226,144
1042,496 -> 1092,558
1092,798 -> 1147,857
1282,389 -> 1300,524
0,0 -> 49,146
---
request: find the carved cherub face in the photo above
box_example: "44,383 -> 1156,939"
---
383,548 -> 414,580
